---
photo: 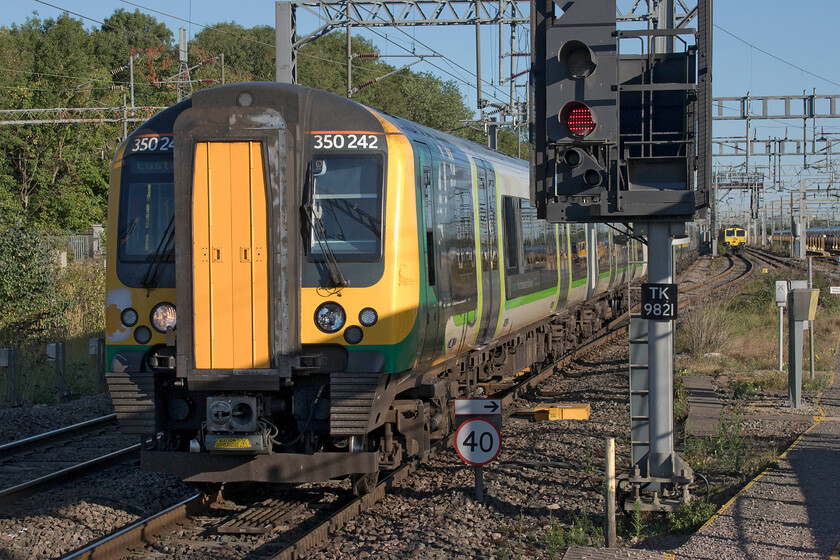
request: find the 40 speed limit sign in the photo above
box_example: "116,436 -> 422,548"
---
454,418 -> 501,466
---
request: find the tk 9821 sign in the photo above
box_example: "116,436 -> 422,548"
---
640,283 -> 678,321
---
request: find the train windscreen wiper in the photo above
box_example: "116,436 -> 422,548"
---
139,214 -> 175,292
302,162 -> 347,289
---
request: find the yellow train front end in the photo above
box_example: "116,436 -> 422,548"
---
105,83 -> 434,487
105,103 -> 188,435
724,227 -> 747,248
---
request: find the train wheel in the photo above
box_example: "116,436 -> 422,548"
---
351,472 -> 379,496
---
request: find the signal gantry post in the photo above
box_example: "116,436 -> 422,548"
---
531,0 -> 712,511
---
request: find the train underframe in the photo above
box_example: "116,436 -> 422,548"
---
138,285 -> 629,489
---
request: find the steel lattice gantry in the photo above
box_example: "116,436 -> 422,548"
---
274,0 -> 701,92
0,106 -> 164,126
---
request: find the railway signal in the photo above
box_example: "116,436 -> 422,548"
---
531,0 -> 711,223
532,0 -> 712,513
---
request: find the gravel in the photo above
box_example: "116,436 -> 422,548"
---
0,393 -> 116,445
0,393 -> 195,560
0,254 -> 827,559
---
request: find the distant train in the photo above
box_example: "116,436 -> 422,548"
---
771,227 -> 840,256
722,226 -> 747,249
104,82 -> 697,491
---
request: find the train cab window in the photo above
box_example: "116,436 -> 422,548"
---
118,155 -> 175,263
308,154 -> 384,261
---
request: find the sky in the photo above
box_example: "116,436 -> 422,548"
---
4,0 -> 840,220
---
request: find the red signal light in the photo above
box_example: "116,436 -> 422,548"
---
567,105 -> 596,136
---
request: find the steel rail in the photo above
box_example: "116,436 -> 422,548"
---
679,254 -> 736,294
0,444 -> 141,505
0,414 -> 117,456
267,320 -> 630,560
61,493 -> 203,560
743,246 -> 794,269
681,253 -> 755,308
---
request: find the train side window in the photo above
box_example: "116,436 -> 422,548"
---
502,196 -> 520,273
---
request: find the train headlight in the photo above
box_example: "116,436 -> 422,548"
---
150,303 -> 177,333
359,308 -> 378,327
315,302 -> 345,333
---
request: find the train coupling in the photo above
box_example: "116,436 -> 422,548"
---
202,396 -> 271,454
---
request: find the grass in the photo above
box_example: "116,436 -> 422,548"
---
666,500 -> 717,533
677,268 -> 840,376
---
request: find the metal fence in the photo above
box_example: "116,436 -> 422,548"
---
49,225 -> 104,263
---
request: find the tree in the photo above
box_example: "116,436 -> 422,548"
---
0,216 -> 68,347
92,9 -> 177,108
191,23 -> 275,83
297,32 -> 475,134
0,14 -> 117,230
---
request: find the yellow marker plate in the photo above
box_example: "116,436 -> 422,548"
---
213,437 -> 252,449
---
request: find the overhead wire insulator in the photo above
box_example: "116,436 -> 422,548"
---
355,79 -> 378,91
354,53 -> 380,59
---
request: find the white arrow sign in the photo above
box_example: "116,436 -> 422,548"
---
454,398 -> 502,416
454,418 -> 501,466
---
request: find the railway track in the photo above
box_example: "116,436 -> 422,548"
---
53,251 -> 767,560
743,246 -> 794,269
681,252 -> 754,308
0,414 -> 140,505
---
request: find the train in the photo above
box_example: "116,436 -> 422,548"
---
771,226 -> 840,257
104,82 -> 695,492
722,226 -> 747,249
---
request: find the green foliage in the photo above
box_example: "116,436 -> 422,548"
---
192,23 -> 275,82
729,378 -> 759,400
567,507 -> 604,546
683,408 -> 746,473
1,15 -> 501,232
296,31 -> 476,138
666,501 -> 717,533
673,375 -> 689,423
544,512 -> 565,559
0,216 -> 69,347
0,15 -> 122,230
630,498 -> 645,540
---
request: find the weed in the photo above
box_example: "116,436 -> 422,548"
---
498,526 -> 512,560
667,501 -> 717,533
544,512 -> 565,560
566,506 -> 603,546
676,293 -> 736,357
674,376 -> 689,423
631,498 -> 645,540
584,443 -> 595,474
729,378 -> 759,400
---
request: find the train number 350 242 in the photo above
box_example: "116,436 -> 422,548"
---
312,134 -> 379,150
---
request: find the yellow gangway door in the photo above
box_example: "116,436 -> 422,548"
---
192,141 -> 270,369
